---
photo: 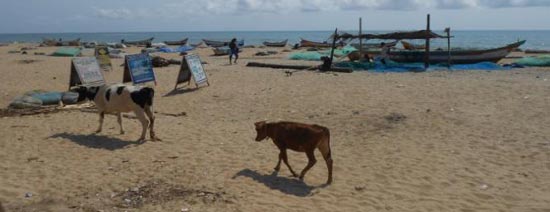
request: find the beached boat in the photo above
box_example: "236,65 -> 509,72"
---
300,38 -> 331,48
263,39 -> 288,47
524,49 -> 550,54
212,47 -> 230,55
41,38 -> 81,46
401,40 -> 426,50
392,40 -> 523,64
212,47 -> 242,56
64,38 -> 81,46
122,37 -> 154,46
354,40 -> 525,64
203,39 -> 228,47
163,38 -> 188,46
350,40 -> 398,49
203,39 -> 244,47
41,38 -> 57,46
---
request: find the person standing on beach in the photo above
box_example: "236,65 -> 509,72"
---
377,42 -> 390,65
229,38 -> 239,64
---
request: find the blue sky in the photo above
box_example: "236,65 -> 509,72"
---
1,0 -> 549,33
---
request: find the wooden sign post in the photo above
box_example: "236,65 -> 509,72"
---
174,54 -> 209,89
123,53 -> 157,85
95,46 -> 112,71
68,57 -> 106,89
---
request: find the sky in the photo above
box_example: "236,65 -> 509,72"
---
0,0 -> 549,33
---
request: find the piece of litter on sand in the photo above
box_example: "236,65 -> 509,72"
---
25,192 -> 32,198
181,208 -> 190,212
480,184 -> 489,190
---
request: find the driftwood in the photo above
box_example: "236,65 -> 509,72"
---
246,62 -> 312,70
1,104 -> 186,119
246,62 -> 353,73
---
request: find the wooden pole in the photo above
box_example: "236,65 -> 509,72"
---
446,27 -> 451,68
359,18 -> 363,61
424,14 -> 431,69
329,28 -> 338,65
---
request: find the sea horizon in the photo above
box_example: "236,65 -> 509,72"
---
2,29 -> 550,34
2,30 -> 549,50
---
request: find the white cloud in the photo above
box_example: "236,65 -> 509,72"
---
375,0 -> 428,10
435,0 -> 478,9
478,0 -> 550,8
93,0 -> 550,19
436,0 -> 550,9
95,8 -> 133,20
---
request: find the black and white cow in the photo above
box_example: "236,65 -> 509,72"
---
72,84 -> 160,142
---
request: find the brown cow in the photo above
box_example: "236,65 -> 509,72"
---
254,121 -> 333,184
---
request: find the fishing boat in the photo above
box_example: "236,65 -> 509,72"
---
263,39 -> 288,47
203,39 -> 227,47
354,40 -> 526,64
41,38 -> 58,46
350,40 -> 398,49
212,47 -> 230,55
163,38 -> 188,46
212,47 -> 242,56
401,40 -> 426,50
122,37 -> 154,46
203,39 -> 244,47
41,38 -> 81,46
299,38 -> 331,48
64,38 -> 81,46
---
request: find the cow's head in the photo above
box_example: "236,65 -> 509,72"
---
70,86 -> 99,102
254,121 -> 268,141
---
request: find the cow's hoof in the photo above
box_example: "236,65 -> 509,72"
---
273,167 -> 280,172
94,130 -> 102,134
136,137 -> 146,143
120,131 -> 125,135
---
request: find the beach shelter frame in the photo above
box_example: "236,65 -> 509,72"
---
338,14 -> 453,69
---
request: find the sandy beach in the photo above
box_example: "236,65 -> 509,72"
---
1,44 -> 550,212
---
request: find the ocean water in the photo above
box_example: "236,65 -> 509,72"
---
0,30 -> 549,50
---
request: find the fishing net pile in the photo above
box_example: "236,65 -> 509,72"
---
515,55 -> 550,67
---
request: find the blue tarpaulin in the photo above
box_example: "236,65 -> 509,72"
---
158,46 -> 195,53
334,60 -> 510,72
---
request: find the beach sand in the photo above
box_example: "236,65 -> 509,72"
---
1,44 -> 549,211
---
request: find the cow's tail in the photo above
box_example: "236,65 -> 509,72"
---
321,126 -> 333,184
141,87 -> 155,106
319,126 -> 332,160
325,127 -> 332,160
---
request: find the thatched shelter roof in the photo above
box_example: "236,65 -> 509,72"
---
336,30 -> 450,40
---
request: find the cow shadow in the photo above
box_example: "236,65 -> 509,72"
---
49,132 -> 141,150
232,169 -> 321,197
163,87 -> 199,97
